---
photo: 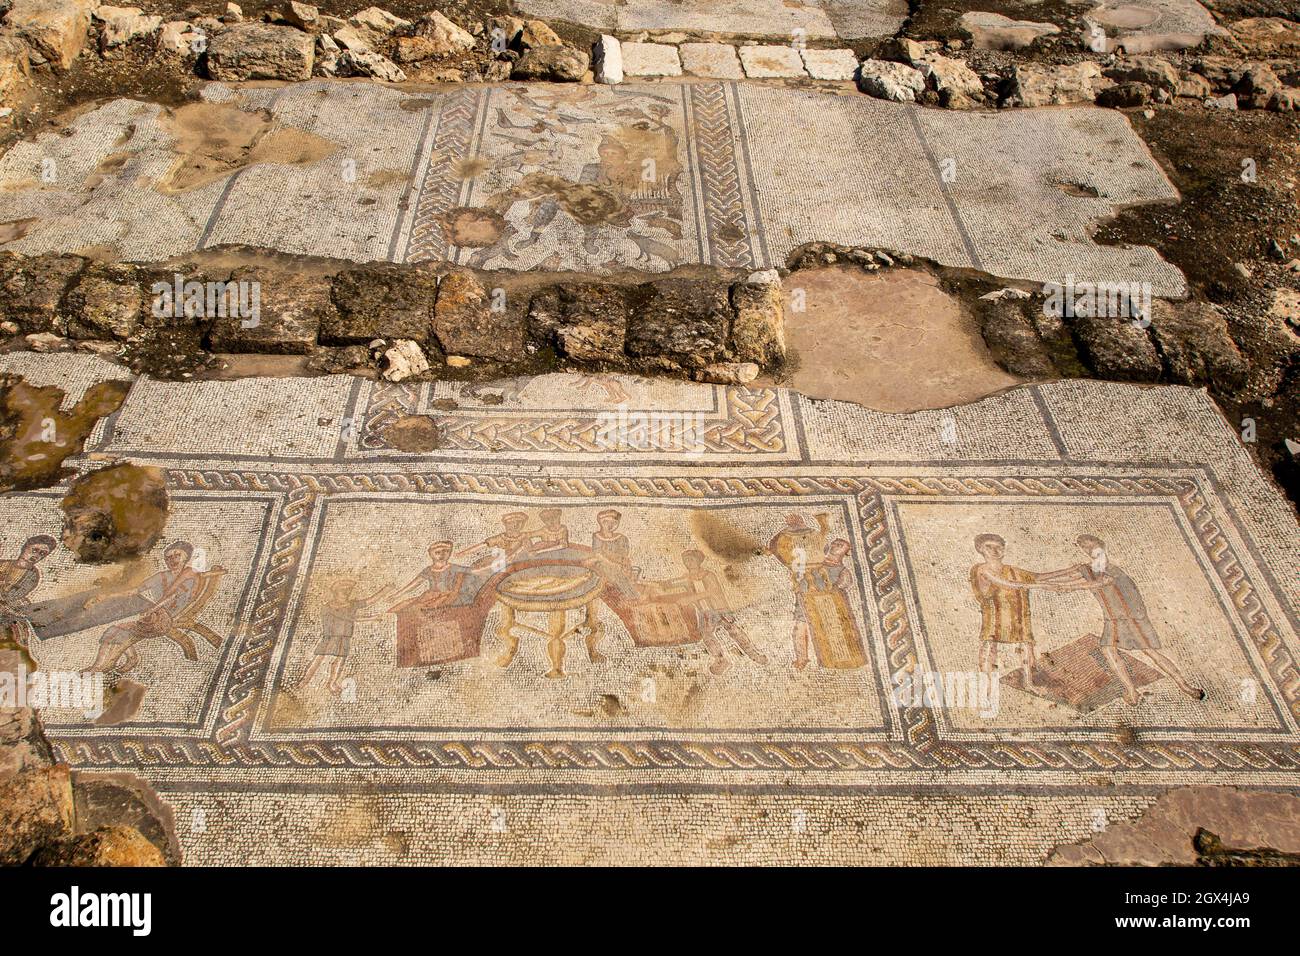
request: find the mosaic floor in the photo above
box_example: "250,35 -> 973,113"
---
3,353 -> 1298,863
0,81 -> 1184,293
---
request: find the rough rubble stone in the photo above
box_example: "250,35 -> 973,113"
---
412,11 -> 475,56
1097,81 -> 1153,108
519,19 -> 561,49
4,0 -> 95,70
325,266 -> 437,344
339,48 -> 406,82
857,58 -> 925,103
1004,61 -> 1102,107
1105,56 -> 1181,94
0,36 -> 31,100
918,53 -> 983,105
626,277 -> 732,369
206,22 -> 315,81
70,772 -> 181,865
64,262 -> 142,340
98,11 -> 161,49
1229,17 -> 1300,57
528,283 -> 629,363
0,764 -> 74,864
378,339 -> 429,382
0,251 -> 84,333
978,299 -> 1061,379
730,271 -> 785,366
208,268 -> 333,354
1148,299 -> 1247,389
697,361 -> 759,385
276,1 -> 319,32
332,24 -> 373,52
30,825 -> 166,866
1069,313 -> 1163,381
433,270 -> 525,361
349,6 -> 411,37
593,34 -> 622,84
512,44 -> 589,81
159,20 -> 203,54
0,706 -> 55,778
1233,65 -> 1281,110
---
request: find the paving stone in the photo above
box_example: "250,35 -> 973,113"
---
620,42 -> 681,77
960,12 -> 1059,51
592,34 -> 623,84
516,0 -> 906,40
800,47 -> 858,81
679,42 -> 742,79
738,44 -> 806,79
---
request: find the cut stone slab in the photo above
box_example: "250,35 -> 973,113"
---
800,48 -> 858,81
1082,0 -> 1228,54
1,350 -> 1298,864
679,42 -> 743,80
516,0 -> 907,40
0,81 -> 1185,294
592,34 -> 623,84
738,45 -> 806,79
780,265 -> 1021,410
620,42 -> 681,77
959,12 -> 1059,51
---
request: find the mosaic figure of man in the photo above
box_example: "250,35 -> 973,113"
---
457,512 -> 532,571
1035,534 -> 1205,705
664,550 -> 768,675
970,534 -> 1040,691
390,541 -> 469,606
529,508 -> 571,554
586,509 -> 640,598
90,541 -> 200,675
0,534 -> 56,673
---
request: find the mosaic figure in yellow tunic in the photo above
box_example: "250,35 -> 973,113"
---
970,533 -> 1040,690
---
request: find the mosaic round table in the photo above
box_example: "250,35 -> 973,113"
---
492,565 -> 607,678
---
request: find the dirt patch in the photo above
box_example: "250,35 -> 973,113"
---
382,414 -> 442,452
1099,103 -> 1300,507
59,462 -> 169,563
690,510 -> 763,562
0,377 -> 132,493
155,102 -> 335,195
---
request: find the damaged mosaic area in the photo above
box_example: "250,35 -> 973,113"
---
1,353 -> 1297,863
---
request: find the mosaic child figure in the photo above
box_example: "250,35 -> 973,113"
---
299,577 -> 392,695
970,534 -> 1040,691
1034,534 -> 1205,706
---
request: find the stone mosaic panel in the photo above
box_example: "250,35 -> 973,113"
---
1,357 -> 1296,862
